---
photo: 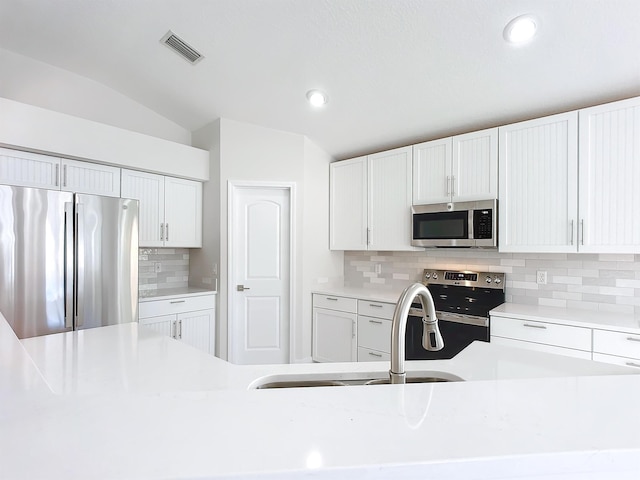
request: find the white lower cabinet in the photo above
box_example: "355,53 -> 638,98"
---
356,299 -> 394,361
312,294 -> 397,363
491,317 -> 592,352
138,293 -> 216,355
491,314 -> 640,366
592,329 -> 640,369
490,335 -> 592,360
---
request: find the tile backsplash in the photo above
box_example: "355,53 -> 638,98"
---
139,248 -> 189,293
344,250 -> 640,315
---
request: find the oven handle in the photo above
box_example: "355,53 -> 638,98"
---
409,309 -> 488,328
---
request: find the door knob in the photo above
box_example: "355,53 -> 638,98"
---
236,284 -> 251,292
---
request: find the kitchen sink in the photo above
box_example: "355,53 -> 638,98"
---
251,371 -> 463,389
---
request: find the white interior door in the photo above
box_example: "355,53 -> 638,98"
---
230,185 -> 291,364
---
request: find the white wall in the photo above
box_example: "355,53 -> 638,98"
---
0,97 -> 209,180
193,118 -> 341,362
0,48 -> 190,144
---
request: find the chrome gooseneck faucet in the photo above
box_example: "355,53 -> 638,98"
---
390,283 -> 444,384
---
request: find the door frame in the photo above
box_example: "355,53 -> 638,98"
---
227,180 -> 296,364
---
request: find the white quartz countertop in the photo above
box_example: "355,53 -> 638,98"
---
139,286 -> 217,302
312,286 -> 404,304
491,302 -> 640,334
3,312 -> 640,479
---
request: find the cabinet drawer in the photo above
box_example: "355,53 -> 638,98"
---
312,294 -> 357,313
357,300 -> 395,320
491,316 -> 591,351
593,329 -> 640,360
491,336 -> 592,360
357,315 -> 391,353
358,347 -> 390,362
592,352 -> 640,369
139,294 -> 215,318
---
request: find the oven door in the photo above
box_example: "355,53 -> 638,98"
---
405,314 -> 489,360
411,204 -> 474,247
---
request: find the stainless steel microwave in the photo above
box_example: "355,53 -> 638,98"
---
411,199 -> 497,248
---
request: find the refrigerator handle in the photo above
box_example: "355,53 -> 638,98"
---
75,202 -> 85,328
64,203 -> 74,329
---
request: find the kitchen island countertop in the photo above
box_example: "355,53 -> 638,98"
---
3,312 -> 640,480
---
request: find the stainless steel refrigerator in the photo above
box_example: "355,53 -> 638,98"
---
0,185 -> 138,339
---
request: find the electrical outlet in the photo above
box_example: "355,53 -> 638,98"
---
536,270 -> 547,285
154,262 -> 162,273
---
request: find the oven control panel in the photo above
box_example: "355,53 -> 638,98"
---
423,269 -> 505,290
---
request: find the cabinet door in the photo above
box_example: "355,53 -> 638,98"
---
579,97 -> 640,253
139,315 -> 176,338
121,169 -> 165,247
329,157 -> 368,250
412,138 -> 451,204
452,128 -> 498,202
177,309 -> 214,354
312,307 -> 357,362
0,147 -> 60,190
61,159 -> 121,197
164,177 -> 202,248
368,146 -> 415,251
499,112 -> 578,252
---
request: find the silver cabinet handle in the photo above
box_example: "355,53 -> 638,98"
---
369,319 -> 383,325
369,303 -> 383,308
55,164 -> 60,187
160,223 -> 164,241
63,165 -> 68,187
352,320 -> 356,338
177,319 -> 182,339
166,223 -> 169,241
170,300 -> 186,304
446,176 -> 451,195
627,337 -> 640,343
368,351 -> 383,358
237,285 -> 251,291
625,362 -> 640,368
580,219 -> 585,245
570,220 -> 574,245
451,175 -> 456,196
523,323 -> 547,329
366,228 -> 371,246
325,297 -> 338,301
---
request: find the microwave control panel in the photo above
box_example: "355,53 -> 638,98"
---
473,209 -> 493,239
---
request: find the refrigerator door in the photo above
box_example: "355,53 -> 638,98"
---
0,186 -> 74,338
74,194 -> 138,330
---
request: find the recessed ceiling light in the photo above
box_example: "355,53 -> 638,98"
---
504,15 -> 537,44
306,90 -> 328,107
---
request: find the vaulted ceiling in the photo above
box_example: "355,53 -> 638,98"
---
1,0 -> 639,159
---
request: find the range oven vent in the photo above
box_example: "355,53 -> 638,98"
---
160,30 -> 204,65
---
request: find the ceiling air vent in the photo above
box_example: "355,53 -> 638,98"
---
160,30 -> 204,65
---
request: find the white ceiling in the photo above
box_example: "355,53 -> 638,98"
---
0,0 -> 639,159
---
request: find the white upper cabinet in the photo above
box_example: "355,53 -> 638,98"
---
121,170 -> 165,247
498,112 -> 578,253
60,158 -> 121,197
368,147 -> 414,251
164,176 -> 202,248
122,169 -> 202,248
0,147 -> 61,190
412,137 -> 451,204
0,147 -> 121,196
452,128 -> 498,202
413,128 -> 498,205
578,97 -> 640,253
330,147 -> 415,251
329,157 -> 368,250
